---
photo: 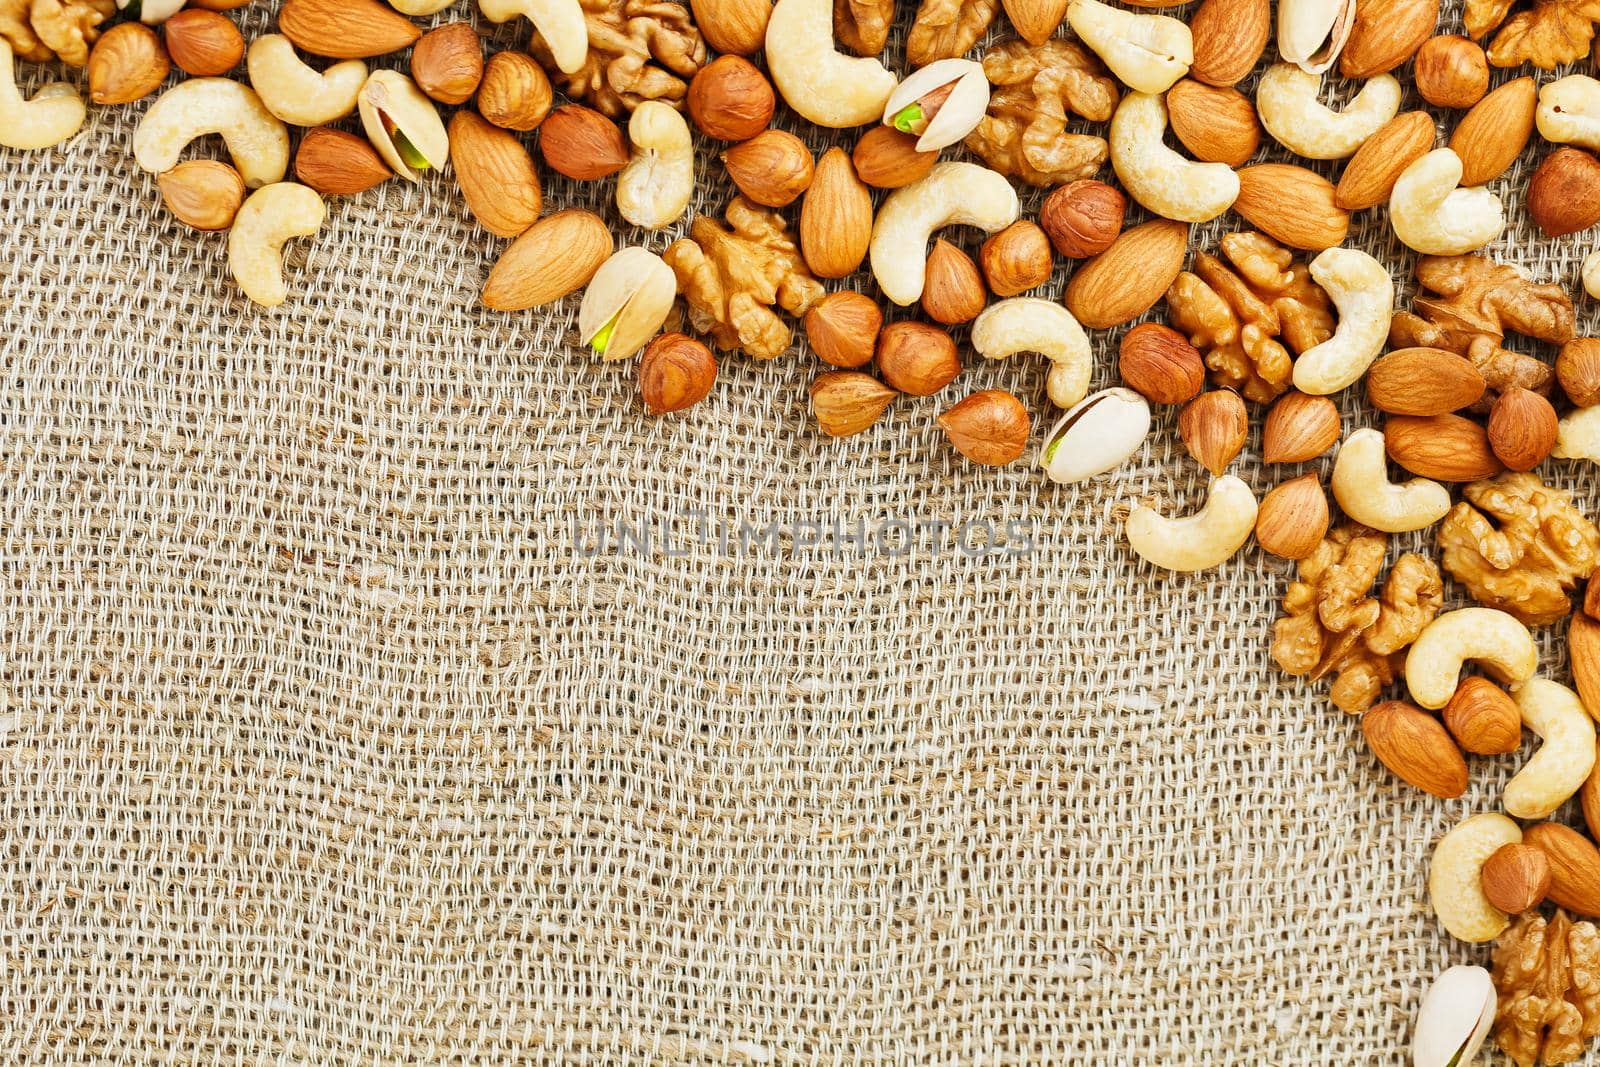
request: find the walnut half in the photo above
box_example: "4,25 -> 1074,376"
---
532,0 -> 706,116
963,38 -> 1118,188
1493,909 -> 1600,1066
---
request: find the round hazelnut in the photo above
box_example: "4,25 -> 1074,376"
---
1560,337 -> 1600,407
921,239 -> 987,326
722,129 -> 814,207
851,126 -> 935,189
639,333 -> 717,414
805,291 -> 882,368
876,321 -> 960,396
1039,180 -> 1126,259
937,390 -> 1030,466
539,105 -> 629,180
478,51 -> 552,131
412,22 -> 483,105
1119,323 -> 1204,405
1413,35 -> 1488,110
979,221 -> 1053,297
687,56 -> 775,142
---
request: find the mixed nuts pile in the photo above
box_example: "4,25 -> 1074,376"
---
17,0 -> 1600,1055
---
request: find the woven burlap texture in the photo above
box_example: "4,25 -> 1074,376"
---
7,1 -> 1600,1062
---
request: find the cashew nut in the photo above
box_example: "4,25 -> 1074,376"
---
1557,403 -> 1600,466
1039,388 -> 1150,485
478,0 -> 587,74
869,163 -> 1020,306
1125,475 -> 1258,572
1428,813 -> 1522,943
1404,608 -> 1539,710
1584,249 -> 1600,302
227,182 -> 326,308
1256,64 -> 1401,160
1330,428 -> 1451,534
0,39 -> 85,150
1390,149 -> 1505,256
387,0 -> 455,14
1109,92 -> 1238,223
1291,248 -> 1394,395
765,0 -> 895,129
970,298 -> 1091,409
1537,75 -> 1600,151
133,78 -> 290,189
246,35 -> 365,127
1277,0 -> 1354,74
882,59 -> 988,154
358,70 -> 448,183
1504,679 -> 1596,820
1066,0 -> 1191,94
615,101 -> 692,231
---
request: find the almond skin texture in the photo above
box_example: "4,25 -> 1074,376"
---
1481,843 -> 1551,916
1166,79 -> 1259,167
1255,474 -> 1330,560
1262,392 -> 1340,463
921,240 -> 988,326
639,333 -> 717,414
1119,323 -> 1204,405
89,23 -> 169,105
412,23 -> 482,106
876,322 -> 960,396
278,0 -> 421,58
1040,180 -> 1125,258
481,209 -> 612,311
1340,0 -> 1438,78
1414,35 -> 1488,109
688,0 -> 771,56
1334,111 -> 1436,211
1559,338 -> 1600,407
1188,0 -> 1269,86
539,105 -> 628,180
687,56 -> 774,141
1573,612 -> 1600,721
805,291 -> 881,368
1583,740 -> 1600,841
163,9 -> 244,76
851,126 -> 935,189
449,111 -> 542,239
158,159 -> 244,230
1449,76 -> 1536,186
294,127 -> 392,196
723,130 -> 814,207
479,53 -> 552,132
938,390 -> 1031,466
1064,219 -> 1188,329
1529,148 -> 1600,238
1362,700 -> 1469,798
1488,387 -> 1558,471
979,222 -> 1052,297
1365,347 -> 1485,415
800,148 -> 873,280
1443,676 -> 1523,755
1384,414 -> 1503,481
1178,389 -> 1247,475
1233,165 -> 1349,251
1524,823 -> 1600,918
811,371 -> 896,436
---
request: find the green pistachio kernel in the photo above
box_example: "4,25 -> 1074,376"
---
891,103 -> 924,134
393,129 -> 430,171
590,319 -> 617,356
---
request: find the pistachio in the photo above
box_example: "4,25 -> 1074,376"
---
577,247 -> 678,361
357,70 -> 448,182
880,58 -> 989,152
1038,387 -> 1151,485
1411,965 -> 1496,1067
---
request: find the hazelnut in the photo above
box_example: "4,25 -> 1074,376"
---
88,22 -> 169,105
412,22 -> 482,105
875,321 -> 960,396
920,239 -> 987,326
722,130 -> 814,207
163,9 -> 243,76
639,333 -> 717,414
1253,474 -> 1329,560
1118,323 -> 1204,405
1177,389 -> 1247,475
539,105 -> 629,180
1442,677 -> 1522,755
1481,843 -> 1551,916
157,159 -> 245,230
811,371 -> 896,437
850,125 -> 935,189
1528,147 -> 1600,238
1262,391 -> 1341,463
1487,387 -> 1558,471
478,52 -> 552,132
1559,337 -> 1600,407
1413,35 -> 1489,110
937,390 -> 1030,466
978,221 -> 1052,298
687,55 -> 775,142
805,291 -> 881,368
1039,180 -> 1126,258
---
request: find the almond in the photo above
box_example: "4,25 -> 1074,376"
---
1119,322 -> 1204,405
1339,0 -> 1438,78
538,105 -> 628,180
278,0 -> 421,59
723,130 -> 814,207
1334,110 -> 1436,211
1529,147 -> 1600,237
1255,473 -> 1330,560
1363,700 -> 1468,797
811,371 -> 896,437
411,22 -> 482,105
1573,611 -> 1600,720
921,239 -> 987,325
88,22 -> 169,105
477,52 -> 552,132
805,291 -> 881,368
1261,391 -> 1340,463
851,126 -> 935,189
1384,413 -> 1503,481
1443,676 -> 1522,755
1449,76 -> 1535,187
448,111 -> 541,239
1178,389 -> 1247,475
1003,0 -> 1069,45
1487,387 -> 1558,471
1524,823 -> 1600,918
1233,164 -> 1349,251
163,9 -> 243,76
687,0 -> 771,56
1583,741 -> 1600,841
481,209 -> 612,311
1064,218 -> 1188,329
293,127 -> 392,196
1365,347 -> 1485,415
1188,0 -> 1269,87
1481,843 -> 1552,916
1166,79 -> 1259,167
800,148 -> 872,279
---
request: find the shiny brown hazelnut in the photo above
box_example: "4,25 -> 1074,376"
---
937,390 -> 1030,466
1039,180 -> 1126,258
979,221 -> 1052,297
640,333 -> 717,414
875,321 -> 960,396
1560,338 -> 1600,407
478,52 -> 552,132
805,291 -> 882,368
687,55 -> 775,141
920,239 -> 987,326
412,23 -> 482,105
1413,35 -> 1489,110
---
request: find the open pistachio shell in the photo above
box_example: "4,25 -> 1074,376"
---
358,70 -> 448,183
882,58 -> 990,153
1039,387 -> 1150,485
1412,965 -> 1495,1067
577,247 -> 678,362
1278,0 -> 1355,74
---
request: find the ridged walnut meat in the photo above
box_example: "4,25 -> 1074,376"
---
663,196 -> 824,360
1493,909 -> 1600,1067
1271,525 -> 1443,713
531,0 -> 706,116
835,0 -> 892,55
963,38 -> 1118,187
1466,0 -> 1600,69
0,0 -> 51,61
1165,232 -> 1335,404
906,0 -> 997,66
25,0 -> 111,65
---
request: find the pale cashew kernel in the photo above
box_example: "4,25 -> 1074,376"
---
247,36 -> 366,127
1291,248 -> 1393,395
0,38 -> 85,150
387,0 -> 455,15
1330,428 -> 1450,534
227,182 -> 326,308
133,78 -> 290,189
1504,679 -> 1596,820
882,59 -> 988,154
765,0 -> 895,129
1537,75 -> 1600,151
1554,403 -> 1600,464
970,298 -> 1091,409
1428,813 -> 1522,943
1109,92 -> 1238,223
616,101 -> 692,231
1256,63 -> 1401,160
1584,249 -> 1600,302
478,0 -> 587,74
869,162 -> 1019,306
1390,149 -> 1504,256
1125,475 -> 1258,572
1066,0 -> 1191,94
1404,607 -> 1539,710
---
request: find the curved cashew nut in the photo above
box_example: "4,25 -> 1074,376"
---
616,102 -> 693,231
479,0 -> 587,73
882,59 -> 989,153
1109,92 -> 1238,223
0,39 -> 85,150
1256,64 -> 1401,160
1390,149 -> 1504,256
766,0 -> 895,129
1556,400 -> 1600,464
1404,607 -> 1539,710
247,35 -> 366,127
228,183 -> 326,308
869,163 -> 1019,306
1504,679 -> 1596,820
971,298 -> 1091,409
1330,428 -> 1450,534
133,78 -> 290,189
1066,0 -> 1191,94
387,0 -> 455,13
1428,813 -> 1522,943
1583,249 -> 1600,302
1125,475 -> 1258,572
1537,75 -> 1600,151
1291,248 -> 1394,395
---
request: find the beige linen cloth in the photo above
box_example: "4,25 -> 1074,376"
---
5,2 -> 1600,1062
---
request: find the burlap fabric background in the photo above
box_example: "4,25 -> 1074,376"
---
7,1 -> 1600,1061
